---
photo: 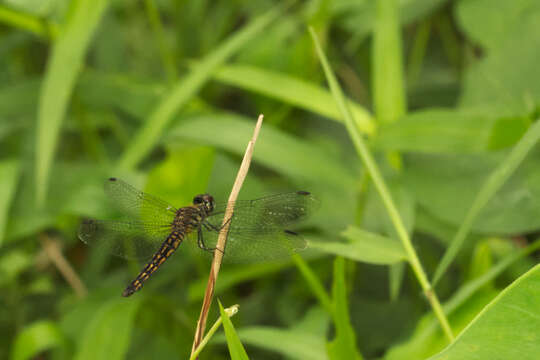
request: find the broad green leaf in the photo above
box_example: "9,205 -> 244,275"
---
386,240 -> 540,360
211,64 -> 374,135
373,109 -> 528,154
0,159 -> 20,246
309,226 -> 406,265
403,148 -> 540,235
372,0 -> 406,124
118,5 -> 283,170
433,120 -> 540,285
165,113 -> 354,189
74,298 -> 141,360
456,0 -> 540,52
327,257 -> 362,360
236,326 -> 328,360
10,320 -> 65,360
430,264 -> 540,360
35,0 -> 109,206
219,300 -> 249,360
456,0 -> 540,113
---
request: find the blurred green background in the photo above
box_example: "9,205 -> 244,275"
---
1,0 -> 540,359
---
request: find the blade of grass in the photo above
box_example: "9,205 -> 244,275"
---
0,159 -> 20,246
218,300 -> 249,360
210,64 -> 375,135
309,27 -> 454,341
143,0 -> 177,83
372,0 -> 406,124
190,304 -> 239,360
35,0 -> 109,206
118,5 -> 283,170
292,254 -> 333,315
327,257 -> 362,360
0,4 -> 59,39
432,119 -> 540,286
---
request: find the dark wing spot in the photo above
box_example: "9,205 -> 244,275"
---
284,229 -> 298,235
109,177 -> 117,182
296,190 -> 310,195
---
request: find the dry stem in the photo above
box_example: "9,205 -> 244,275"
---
190,114 -> 264,356
40,234 -> 88,298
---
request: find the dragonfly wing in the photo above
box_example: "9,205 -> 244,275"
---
78,219 -> 171,261
208,191 -> 319,233
104,178 -> 178,224
202,191 -> 317,262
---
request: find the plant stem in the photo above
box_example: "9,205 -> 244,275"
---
190,115 -> 263,357
309,27 -> 454,342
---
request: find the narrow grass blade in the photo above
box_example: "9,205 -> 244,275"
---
372,0 -> 406,124
0,5 -> 59,39
35,0 -> 109,206
292,254 -> 333,315
118,6 -> 282,170
211,64 -> 375,135
432,119 -> 540,285
190,304 -> 239,360
309,27 -> 454,341
327,257 -> 363,360
218,300 -> 249,360
10,320 -> 65,360
0,160 -> 20,246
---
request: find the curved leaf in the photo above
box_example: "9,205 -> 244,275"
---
430,264 -> 540,360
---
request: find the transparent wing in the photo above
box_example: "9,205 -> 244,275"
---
78,219 -> 172,261
104,178 -> 178,224
208,191 -> 320,232
201,191 -> 318,262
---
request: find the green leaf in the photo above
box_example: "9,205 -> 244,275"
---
327,257 -> 362,360
74,298 -> 141,360
236,326 -> 328,360
165,113 -> 353,189
429,264 -> 540,360
456,0 -> 540,113
433,120 -> 540,285
373,109 -> 528,154
219,300 -> 249,360
118,5 -> 283,170
211,64 -> 374,135
372,0 -> 406,123
10,320 -> 65,360
0,159 -> 20,246
292,254 -> 333,315
35,0 -> 109,206
309,226 -> 406,265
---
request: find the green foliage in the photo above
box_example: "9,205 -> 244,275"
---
430,264 -> 540,360
1,0 -> 540,359
219,300 -> 249,360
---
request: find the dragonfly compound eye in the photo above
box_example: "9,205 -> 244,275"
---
193,195 -> 204,204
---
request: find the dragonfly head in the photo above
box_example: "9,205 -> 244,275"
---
193,193 -> 215,214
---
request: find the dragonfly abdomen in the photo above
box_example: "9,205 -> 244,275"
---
122,230 -> 185,297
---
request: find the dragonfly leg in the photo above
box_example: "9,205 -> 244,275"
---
202,215 -> 233,232
197,227 -> 225,255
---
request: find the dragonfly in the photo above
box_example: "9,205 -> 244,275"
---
78,178 -> 319,297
